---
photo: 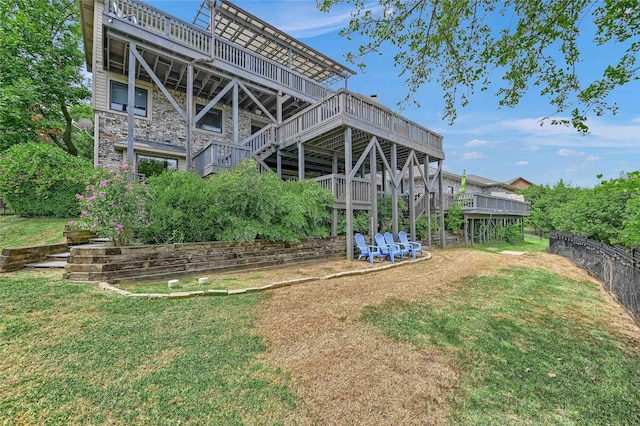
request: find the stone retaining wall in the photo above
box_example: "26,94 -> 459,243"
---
0,243 -> 69,272
65,237 -> 347,284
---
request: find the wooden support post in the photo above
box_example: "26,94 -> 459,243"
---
345,127 -> 353,260
186,63 -> 194,170
298,142 -> 304,181
276,148 -> 282,178
425,159 -> 431,247
370,147 -> 377,237
391,143 -> 398,237
438,160 -> 445,248
127,42 -> 136,171
409,160 -> 415,240
232,82 -> 239,144
464,214 -> 469,246
276,91 -> 283,124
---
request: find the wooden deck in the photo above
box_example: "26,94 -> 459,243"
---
105,0 -> 335,103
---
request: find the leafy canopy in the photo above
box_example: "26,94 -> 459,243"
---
0,0 -> 90,155
318,0 -> 639,132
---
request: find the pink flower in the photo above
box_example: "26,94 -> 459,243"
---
75,194 -> 84,200
87,195 -> 97,201
123,164 -> 129,170
99,180 -> 107,187
126,183 -> 134,191
67,221 -> 75,226
116,224 -> 123,230
99,191 -> 106,196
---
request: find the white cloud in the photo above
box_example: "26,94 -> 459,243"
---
462,151 -> 486,160
586,155 -> 600,161
633,117 -> 640,123
515,161 -> 529,166
498,117 -> 640,148
523,145 -> 540,151
464,138 -> 490,147
558,148 -> 583,156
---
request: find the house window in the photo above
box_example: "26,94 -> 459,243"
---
447,186 -> 454,194
110,81 -> 148,117
196,104 -> 222,133
137,154 -> 178,177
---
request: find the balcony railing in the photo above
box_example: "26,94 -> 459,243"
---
313,174 -> 372,206
277,90 -> 444,155
433,193 -> 530,216
193,141 -> 251,175
107,0 -> 331,100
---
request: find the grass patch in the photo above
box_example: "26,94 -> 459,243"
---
362,268 -> 640,425
118,274 -> 269,293
0,215 -> 68,247
0,271 -> 297,424
476,233 -> 549,253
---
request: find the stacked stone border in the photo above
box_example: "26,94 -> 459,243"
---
98,254 -> 432,299
549,232 -> 639,323
65,237 -> 348,283
0,243 -> 68,272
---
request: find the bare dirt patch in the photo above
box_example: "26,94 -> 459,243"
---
255,248 -> 640,425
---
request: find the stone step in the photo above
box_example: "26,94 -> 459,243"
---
48,252 -> 70,259
25,260 -> 68,269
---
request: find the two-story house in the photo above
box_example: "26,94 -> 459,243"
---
79,0 -> 452,257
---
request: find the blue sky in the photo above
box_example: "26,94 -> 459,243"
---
148,0 -> 639,187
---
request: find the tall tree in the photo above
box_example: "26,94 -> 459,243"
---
318,0 -> 639,133
0,0 -> 90,155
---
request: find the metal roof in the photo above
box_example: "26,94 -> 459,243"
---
192,0 -> 356,86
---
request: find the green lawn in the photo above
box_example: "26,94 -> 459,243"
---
362,267 -> 640,425
0,271 -> 296,425
476,233 -> 549,253
1,218 -> 638,424
0,215 -> 68,247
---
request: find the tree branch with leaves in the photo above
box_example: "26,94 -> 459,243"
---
318,0 -> 639,133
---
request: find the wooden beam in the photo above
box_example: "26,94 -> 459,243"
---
127,42 -> 136,169
391,143 -> 398,236
237,80 -> 276,123
345,127 -> 353,260
186,63 -> 194,170
131,48 -> 186,121
438,159 -> 445,249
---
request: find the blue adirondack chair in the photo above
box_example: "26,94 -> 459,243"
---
354,233 -> 383,264
398,231 -> 423,259
374,233 -> 404,263
384,232 -> 410,259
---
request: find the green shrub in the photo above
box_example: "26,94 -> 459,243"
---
140,170 -> 217,244
0,143 -> 93,217
73,164 -> 150,246
377,196 -> 407,233
140,160 -> 334,244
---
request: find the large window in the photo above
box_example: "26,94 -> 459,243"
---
196,104 -> 222,133
137,154 -> 178,177
110,81 -> 148,117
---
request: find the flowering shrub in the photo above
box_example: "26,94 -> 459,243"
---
74,163 -> 149,246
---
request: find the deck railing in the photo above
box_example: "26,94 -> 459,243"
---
241,124 -> 275,155
433,193 -> 530,215
313,174 -> 372,205
276,90 -> 443,154
107,0 -> 331,100
193,141 -> 251,175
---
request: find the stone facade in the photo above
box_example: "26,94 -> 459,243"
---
96,78 -> 271,168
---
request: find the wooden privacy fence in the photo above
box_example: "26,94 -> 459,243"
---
548,232 -> 639,323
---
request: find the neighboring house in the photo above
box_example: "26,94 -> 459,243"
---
77,0 -> 523,254
506,176 -> 535,190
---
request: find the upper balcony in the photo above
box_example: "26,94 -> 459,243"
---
81,0 -> 356,106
